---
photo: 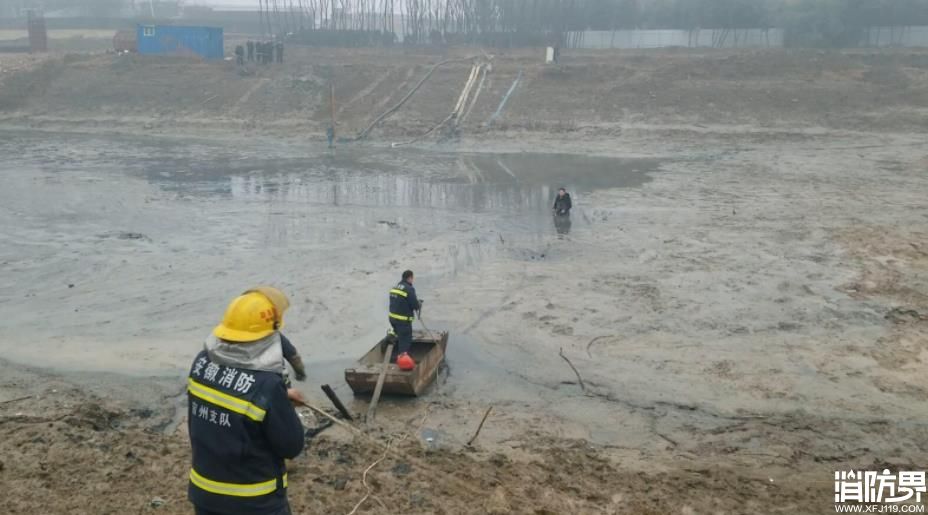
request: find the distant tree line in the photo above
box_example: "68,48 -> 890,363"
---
15,0 -> 928,48
774,0 -> 928,46
259,0 -> 928,47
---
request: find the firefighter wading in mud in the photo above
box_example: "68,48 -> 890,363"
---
388,270 -> 422,368
187,289 -> 306,515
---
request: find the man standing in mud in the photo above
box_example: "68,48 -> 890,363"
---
388,270 -> 422,369
234,44 -> 244,66
553,187 -> 572,216
553,187 -> 572,235
246,40 -> 255,62
187,291 -> 305,515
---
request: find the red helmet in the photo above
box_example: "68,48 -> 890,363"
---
397,353 -> 416,371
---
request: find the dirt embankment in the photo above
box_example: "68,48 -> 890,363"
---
1,363 -> 831,515
2,48 -> 928,140
0,53 -> 55,108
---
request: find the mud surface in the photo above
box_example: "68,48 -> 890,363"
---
2,126 -> 927,513
1,48 -> 928,514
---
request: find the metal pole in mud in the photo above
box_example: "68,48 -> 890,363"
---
329,81 -> 337,149
330,82 -> 336,131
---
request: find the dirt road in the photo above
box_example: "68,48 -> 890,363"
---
0,48 -> 926,513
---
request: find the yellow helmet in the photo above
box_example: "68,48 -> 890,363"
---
214,292 -> 281,343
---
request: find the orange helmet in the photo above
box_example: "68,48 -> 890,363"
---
397,353 -> 416,371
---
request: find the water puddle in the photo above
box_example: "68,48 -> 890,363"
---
144,149 -> 660,215
0,130 -> 664,283
1,129 -> 661,218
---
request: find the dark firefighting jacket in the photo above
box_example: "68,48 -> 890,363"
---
388,280 -> 420,323
187,350 -> 304,515
553,193 -> 572,215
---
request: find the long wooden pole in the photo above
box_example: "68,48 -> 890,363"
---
366,343 -> 393,421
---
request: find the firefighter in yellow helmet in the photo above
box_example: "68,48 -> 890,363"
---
187,289 -> 305,515
241,286 -> 307,382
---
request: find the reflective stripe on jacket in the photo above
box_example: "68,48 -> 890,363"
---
388,280 -> 419,323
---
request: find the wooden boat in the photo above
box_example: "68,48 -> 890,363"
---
345,330 -> 449,397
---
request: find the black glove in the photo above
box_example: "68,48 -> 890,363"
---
290,356 -> 308,382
